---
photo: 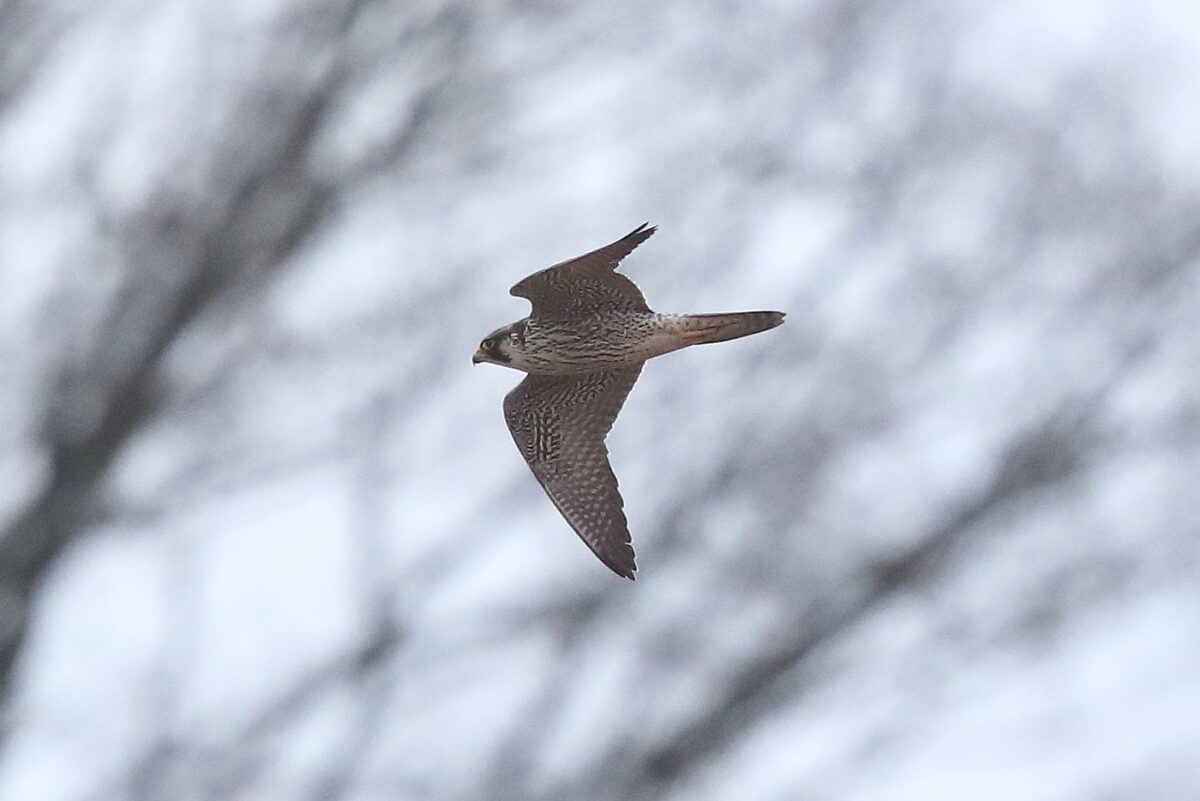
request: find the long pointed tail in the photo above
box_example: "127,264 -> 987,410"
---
675,311 -> 786,346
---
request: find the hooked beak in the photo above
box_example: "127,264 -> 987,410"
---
472,348 -> 486,365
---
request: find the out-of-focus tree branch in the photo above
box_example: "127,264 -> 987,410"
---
0,24 -> 346,728
0,0 -> 474,787
4,2 -> 1198,799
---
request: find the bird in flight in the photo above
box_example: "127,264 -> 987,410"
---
473,224 -> 784,579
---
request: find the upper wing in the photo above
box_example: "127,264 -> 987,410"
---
502,366 -> 644,579
510,224 -> 655,319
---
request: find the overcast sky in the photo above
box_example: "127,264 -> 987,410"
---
1,2 -> 1198,800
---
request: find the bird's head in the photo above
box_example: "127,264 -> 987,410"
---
473,320 -> 527,367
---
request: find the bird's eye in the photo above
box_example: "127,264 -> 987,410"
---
508,332 -> 520,342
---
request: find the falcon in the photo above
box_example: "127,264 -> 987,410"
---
473,223 -> 784,579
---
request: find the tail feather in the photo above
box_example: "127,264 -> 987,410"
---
676,311 -> 786,346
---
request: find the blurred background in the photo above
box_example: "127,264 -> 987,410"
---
1,1 -> 1198,799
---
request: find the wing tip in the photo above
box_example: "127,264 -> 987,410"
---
628,221 -> 656,245
604,556 -> 638,580
591,525 -> 637,580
